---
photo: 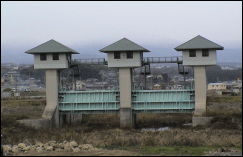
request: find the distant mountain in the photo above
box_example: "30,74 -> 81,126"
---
1,42 -> 242,65
217,62 -> 242,67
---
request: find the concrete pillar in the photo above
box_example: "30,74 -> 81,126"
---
193,66 -> 207,116
192,66 -> 213,126
42,70 -> 60,127
59,114 -> 65,127
132,114 -> 138,128
119,68 -> 136,128
65,114 -> 82,126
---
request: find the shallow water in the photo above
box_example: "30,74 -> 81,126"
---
141,126 -> 170,132
141,123 -> 192,132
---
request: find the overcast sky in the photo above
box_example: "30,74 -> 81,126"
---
1,1 -> 242,64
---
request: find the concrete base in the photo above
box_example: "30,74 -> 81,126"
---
42,70 -> 60,127
192,117 -> 213,126
132,113 -> 138,129
120,108 -> 137,128
65,114 -> 83,126
17,118 -> 51,129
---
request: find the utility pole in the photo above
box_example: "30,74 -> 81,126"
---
29,72 -> 31,92
15,72 -> 18,93
183,66 -> 185,88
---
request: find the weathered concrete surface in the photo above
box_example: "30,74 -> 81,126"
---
119,68 -> 132,108
119,68 -> 135,128
17,118 -> 51,129
192,117 -> 213,126
42,70 -> 60,127
120,108 -> 132,128
194,66 -> 207,116
65,114 -> 83,126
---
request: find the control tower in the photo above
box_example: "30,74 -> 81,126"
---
100,38 -> 150,128
175,35 -> 224,125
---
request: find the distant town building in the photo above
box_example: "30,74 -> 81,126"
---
233,87 -> 240,93
207,83 -> 226,90
153,84 -> 162,90
166,84 -> 184,90
1,77 -> 4,86
73,80 -> 86,91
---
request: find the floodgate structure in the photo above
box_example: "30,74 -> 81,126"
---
19,36 -> 224,129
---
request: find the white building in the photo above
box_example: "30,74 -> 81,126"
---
207,83 -> 226,90
99,38 -> 150,68
25,39 -> 79,69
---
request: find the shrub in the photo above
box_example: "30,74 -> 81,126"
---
3,88 -> 13,92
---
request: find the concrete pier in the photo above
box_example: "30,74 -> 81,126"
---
65,114 -> 83,126
194,66 -> 207,116
192,66 -> 212,126
119,68 -> 136,128
42,70 -> 60,127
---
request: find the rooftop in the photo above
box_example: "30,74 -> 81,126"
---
99,38 -> 150,52
25,39 -> 80,54
174,35 -> 224,51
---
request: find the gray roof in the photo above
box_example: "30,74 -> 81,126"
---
25,39 -> 79,54
174,35 -> 224,51
99,38 -> 150,52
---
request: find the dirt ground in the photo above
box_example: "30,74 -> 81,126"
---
12,149 -> 243,156
12,149 -> 142,156
2,96 -> 242,156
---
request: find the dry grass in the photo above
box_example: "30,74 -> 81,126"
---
1,95 -> 242,148
1,117 -> 242,148
207,95 -> 242,104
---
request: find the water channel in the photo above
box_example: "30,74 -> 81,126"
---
140,123 -> 192,132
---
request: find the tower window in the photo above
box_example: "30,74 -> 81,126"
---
114,52 -> 120,59
189,50 -> 196,57
202,49 -> 209,57
40,54 -> 46,61
53,54 -> 59,60
126,52 -> 133,59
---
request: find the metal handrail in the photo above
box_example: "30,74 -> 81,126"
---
143,56 -> 182,64
72,56 -> 183,65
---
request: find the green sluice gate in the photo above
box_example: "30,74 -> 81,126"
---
58,89 -> 195,114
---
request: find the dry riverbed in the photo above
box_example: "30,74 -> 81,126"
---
1,95 -> 242,156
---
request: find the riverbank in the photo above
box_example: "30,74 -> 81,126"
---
1,95 -> 242,156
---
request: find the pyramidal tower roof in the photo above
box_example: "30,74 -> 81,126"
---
25,39 -> 79,54
174,35 -> 224,51
99,38 -> 150,52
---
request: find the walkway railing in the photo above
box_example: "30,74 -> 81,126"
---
72,56 -> 183,65
72,58 -> 107,65
142,56 -> 183,64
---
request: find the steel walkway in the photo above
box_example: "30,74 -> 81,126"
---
72,56 -> 183,65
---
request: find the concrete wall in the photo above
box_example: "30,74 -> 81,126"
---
65,114 -> 83,126
1,92 -> 11,97
107,52 -> 141,68
17,118 -> 51,129
34,53 -> 68,69
119,68 -> 135,128
119,68 -> 132,108
192,117 -> 213,126
42,70 -> 60,127
182,50 -> 216,66
194,66 -> 207,116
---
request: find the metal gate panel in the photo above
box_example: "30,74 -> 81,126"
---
131,89 -> 195,113
59,88 -> 195,114
59,90 -> 120,114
